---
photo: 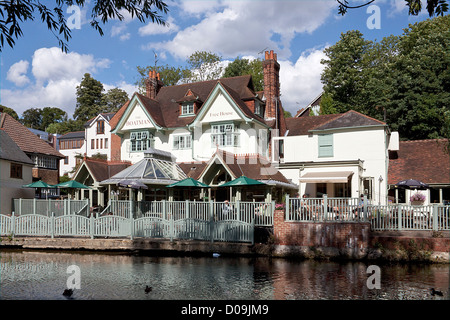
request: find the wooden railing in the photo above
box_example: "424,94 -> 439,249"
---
285,195 -> 450,231
2,200 -> 275,243
12,199 -> 90,217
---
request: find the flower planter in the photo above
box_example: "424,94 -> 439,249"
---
411,201 -> 424,206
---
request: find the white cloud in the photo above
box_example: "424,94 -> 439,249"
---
144,0 -> 335,60
279,48 -> 328,116
6,60 -> 30,86
104,81 -> 138,98
1,47 -> 112,117
31,47 -> 110,84
174,0 -> 223,17
139,16 -> 180,36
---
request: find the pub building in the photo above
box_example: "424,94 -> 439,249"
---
72,50 -> 298,206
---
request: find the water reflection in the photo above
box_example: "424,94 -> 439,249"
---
0,249 -> 448,300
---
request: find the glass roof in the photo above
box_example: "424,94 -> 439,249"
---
100,149 -> 187,185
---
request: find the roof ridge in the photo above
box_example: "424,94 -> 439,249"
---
344,110 -> 386,125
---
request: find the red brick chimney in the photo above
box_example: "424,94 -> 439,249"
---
145,70 -> 163,99
263,50 -> 281,120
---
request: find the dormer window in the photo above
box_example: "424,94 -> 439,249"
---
181,103 -> 194,116
255,101 -> 265,117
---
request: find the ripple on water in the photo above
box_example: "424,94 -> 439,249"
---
0,251 -> 448,300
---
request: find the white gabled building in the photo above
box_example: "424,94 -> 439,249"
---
58,131 -> 85,176
272,110 -> 397,204
111,80 -> 271,165
84,112 -> 115,159
59,113 -> 115,177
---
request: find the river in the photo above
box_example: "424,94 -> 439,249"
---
0,249 -> 448,300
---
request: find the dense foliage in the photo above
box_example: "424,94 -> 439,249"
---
320,15 -> 450,142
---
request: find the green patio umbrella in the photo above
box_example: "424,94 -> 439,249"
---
22,180 -> 55,188
219,176 -> 265,187
166,178 -> 210,188
22,180 -> 56,199
55,180 -> 92,189
55,180 -> 92,199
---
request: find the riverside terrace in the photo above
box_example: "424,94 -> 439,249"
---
2,196 -> 449,244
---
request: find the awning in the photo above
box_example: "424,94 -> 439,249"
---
299,171 -> 353,183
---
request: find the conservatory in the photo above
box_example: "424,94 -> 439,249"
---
99,148 -> 187,202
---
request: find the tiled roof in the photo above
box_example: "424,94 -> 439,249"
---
85,112 -> 116,126
388,139 -> 450,185
0,130 -> 34,165
111,75 -> 265,130
186,149 -> 292,185
82,158 -> 132,182
285,114 -> 340,136
294,92 -> 322,117
314,110 -> 385,130
0,112 -> 64,158
285,110 -> 385,136
59,131 -> 85,140
177,162 -> 208,179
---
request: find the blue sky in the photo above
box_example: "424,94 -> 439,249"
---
0,0 -> 434,119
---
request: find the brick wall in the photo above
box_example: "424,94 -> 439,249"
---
110,133 -> 122,161
32,168 -> 59,185
272,209 -> 449,261
273,210 -> 371,250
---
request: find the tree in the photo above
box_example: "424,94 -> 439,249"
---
135,51 -> 223,93
0,0 -> 168,52
223,57 -> 264,91
336,0 -> 448,16
320,30 -> 373,114
386,16 -> 450,140
74,73 -> 104,123
0,105 -> 19,120
186,51 -> 223,82
320,16 -> 450,142
41,107 -> 68,130
135,64 -> 190,93
101,88 -> 129,113
46,119 -> 84,135
20,108 -> 42,129
20,106 -> 68,131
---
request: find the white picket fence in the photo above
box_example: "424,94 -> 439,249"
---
1,200 -> 275,244
286,195 -> 450,231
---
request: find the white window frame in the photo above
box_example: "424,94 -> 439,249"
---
130,130 -> 152,152
318,134 -> 333,158
211,123 -> 239,147
181,103 -> 194,116
173,135 -> 192,150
